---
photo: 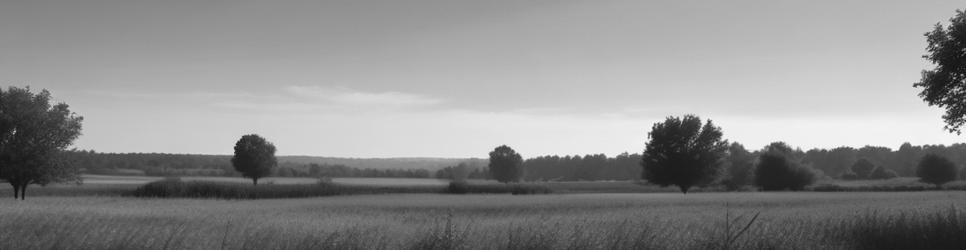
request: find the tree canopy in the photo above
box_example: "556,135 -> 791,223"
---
488,145 -> 523,183
0,86 -> 84,200
231,134 -> 277,185
914,10 -> 966,133
641,115 -> 728,194
850,158 -> 876,179
753,142 -> 817,191
917,153 -> 957,188
721,142 -> 755,190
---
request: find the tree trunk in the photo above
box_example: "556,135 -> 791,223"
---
20,183 -> 27,200
253,178 -> 258,186
12,183 -> 19,200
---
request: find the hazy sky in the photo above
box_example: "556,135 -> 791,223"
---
2,0 -> 964,157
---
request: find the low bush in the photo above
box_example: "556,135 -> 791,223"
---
754,153 -> 818,191
809,184 -> 932,192
130,178 -> 443,199
840,172 -> 860,180
132,179 -> 552,199
869,167 -> 899,180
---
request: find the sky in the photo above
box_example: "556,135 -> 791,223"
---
1,0 -> 964,158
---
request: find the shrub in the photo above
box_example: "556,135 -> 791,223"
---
443,181 -> 551,195
850,159 -> 876,179
840,172 -> 859,180
869,167 -> 898,180
132,179 -> 553,199
754,153 -> 817,191
446,181 -> 470,194
917,154 -> 958,188
130,179 -> 443,199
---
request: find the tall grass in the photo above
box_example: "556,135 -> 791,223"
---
839,205 -> 966,249
3,192 -> 966,249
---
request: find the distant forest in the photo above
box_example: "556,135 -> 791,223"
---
65,152 -> 468,178
66,143 -> 966,181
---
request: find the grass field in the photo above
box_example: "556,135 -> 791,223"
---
2,192 -> 965,249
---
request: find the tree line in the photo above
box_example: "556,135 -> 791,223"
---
61,151 -> 435,178
484,115 -> 966,193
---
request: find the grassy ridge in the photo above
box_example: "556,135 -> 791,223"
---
1,192 -> 965,249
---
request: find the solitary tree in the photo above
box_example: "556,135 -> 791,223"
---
231,134 -> 277,185
641,115 -> 728,194
850,158 -> 876,179
914,10 -> 966,133
0,86 -> 84,200
917,154 -> 957,188
488,145 -> 523,183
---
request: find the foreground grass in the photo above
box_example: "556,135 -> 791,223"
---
1,192 -> 965,249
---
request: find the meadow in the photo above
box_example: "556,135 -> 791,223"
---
1,190 -> 966,249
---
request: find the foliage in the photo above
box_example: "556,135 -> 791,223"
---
522,153 -> 641,181
444,181 -> 551,195
754,143 -> 818,191
916,154 -> 958,188
63,151 -> 468,177
850,159 -> 876,179
57,142 -> 966,184
914,9 -> 966,133
488,145 -> 524,183
0,86 -> 84,200
721,143 -> 755,190
841,172 -> 860,180
641,115 -> 729,194
869,167 -> 898,180
130,178 -> 443,199
231,134 -> 277,185
435,162 -> 489,181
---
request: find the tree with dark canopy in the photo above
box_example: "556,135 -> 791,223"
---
0,86 -> 84,200
231,134 -> 277,185
488,145 -> 523,183
914,10 -> 966,133
641,115 -> 728,194
917,153 -> 957,188
721,142 -> 755,190
754,142 -> 817,191
850,158 -> 876,179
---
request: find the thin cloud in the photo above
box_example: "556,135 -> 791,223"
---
283,86 -> 442,107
